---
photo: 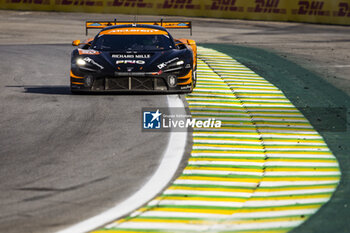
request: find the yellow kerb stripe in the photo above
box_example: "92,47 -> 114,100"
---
178,176 -> 261,183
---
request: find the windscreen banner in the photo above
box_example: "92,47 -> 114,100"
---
1,0 -> 349,25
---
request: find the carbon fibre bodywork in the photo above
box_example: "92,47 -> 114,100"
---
70,23 -> 197,93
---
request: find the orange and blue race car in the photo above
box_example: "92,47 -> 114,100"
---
70,20 -> 197,93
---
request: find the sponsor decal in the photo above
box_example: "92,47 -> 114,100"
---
292,1 -> 329,16
55,0 -> 103,6
142,108 -> 222,132
180,85 -> 191,89
5,0 -> 349,26
168,75 -> 176,87
116,60 -> 146,64
248,0 -> 286,14
107,0 -> 152,8
104,28 -> 161,34
206,0 -> 244,12
112,54 -> 151,59
6,0 -> 50,4
335,2 -> 350,17
87,22 -> 114,28
83,57 -> 104,69
157,57 -> 179,69
89,23 -> 102,26
157,0 -> 200,10
78,49 -> 100,55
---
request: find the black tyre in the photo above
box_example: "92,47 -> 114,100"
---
192,67 -> 197,88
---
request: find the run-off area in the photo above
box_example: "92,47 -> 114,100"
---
90,47 -> 341,233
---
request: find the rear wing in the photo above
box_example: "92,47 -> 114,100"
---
85,19 -> 192,36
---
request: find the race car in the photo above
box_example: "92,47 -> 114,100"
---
70,20 -> 197,93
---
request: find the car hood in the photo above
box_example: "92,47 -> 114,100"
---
93,49 -> 187,73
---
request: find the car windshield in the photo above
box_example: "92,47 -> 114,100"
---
92,34 -> 174,51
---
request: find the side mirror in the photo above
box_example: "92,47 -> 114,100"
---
187,39 -> 196,46
72,40 -> 81,46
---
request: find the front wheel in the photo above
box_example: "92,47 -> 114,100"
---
192,68 -> 197,88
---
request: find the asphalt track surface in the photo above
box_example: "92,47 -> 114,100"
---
0,10 -> 349,233
0,43 -> 172,232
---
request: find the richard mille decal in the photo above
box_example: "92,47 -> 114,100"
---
112,54 -> 151,59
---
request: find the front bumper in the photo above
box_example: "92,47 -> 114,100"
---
70,69 -> 193,93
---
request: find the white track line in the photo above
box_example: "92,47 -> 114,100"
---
56,95 -> 187,233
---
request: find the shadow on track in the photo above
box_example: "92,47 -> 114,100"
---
6,85 -> 182,96
6,85 -> 71,95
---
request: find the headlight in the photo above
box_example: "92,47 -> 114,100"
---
162,60 -> 185,73
158,59 -> 185,70
168,60 -> 184,68
76,58 -> 86,66
176,60 -> 184,66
